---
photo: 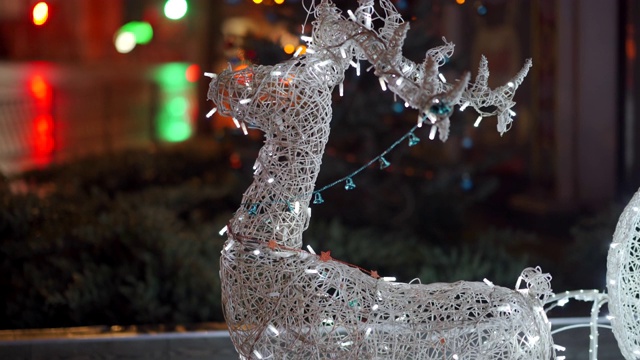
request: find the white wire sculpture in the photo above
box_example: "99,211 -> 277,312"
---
542,188 -> 640,360
607,188 -> 640,360
207,1 -> 554,359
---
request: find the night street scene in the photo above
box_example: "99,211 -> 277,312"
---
0,0 -> 638,359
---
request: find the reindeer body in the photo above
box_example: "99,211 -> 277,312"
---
208,1 -> 552,359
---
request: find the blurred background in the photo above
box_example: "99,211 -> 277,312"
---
0,0 -> 638,330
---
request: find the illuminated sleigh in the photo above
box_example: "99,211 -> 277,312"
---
207,1 -> 552,359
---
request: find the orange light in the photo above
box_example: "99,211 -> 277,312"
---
283,44 -> 295,54
32,2 -> 49,26
185,64 -> 200,83
253,0 -> 263,3
29,75 -> 49,100
275,0 -> 285,4
455,0 -> 465,4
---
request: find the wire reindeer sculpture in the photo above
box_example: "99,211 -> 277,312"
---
206,1 -> 561,359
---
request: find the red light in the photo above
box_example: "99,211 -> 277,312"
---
32,2 -> 49,26
185,64 -> 200,83
230,152 -> 242,169
34,114 -> 54,154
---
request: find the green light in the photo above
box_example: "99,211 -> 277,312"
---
167,96 -> 188,116
153,63 -> 194,143
158,117 -> 192,142
164,0 -> 188,20
118,21 -> 153,45
154,63 -> 189,89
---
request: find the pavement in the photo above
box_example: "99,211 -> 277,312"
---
0,317 -> 624,360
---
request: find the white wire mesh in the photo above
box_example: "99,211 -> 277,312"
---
221,236 -> 553,359
607,189 -> 640,360
207,1 -> 546,358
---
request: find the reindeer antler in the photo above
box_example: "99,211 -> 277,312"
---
319,0 -> 531,140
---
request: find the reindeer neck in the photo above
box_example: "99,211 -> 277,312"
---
229,75 -> 334,249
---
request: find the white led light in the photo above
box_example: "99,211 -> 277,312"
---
300,35 -> 313,42
305,269 -> 318,274
206,108 -> 217,118
438,73 -> 447,83
219,225 -> 228,236
483,278 -> 494,287
379,78 -> 387,91
382,277 -> 396,282
268,324 -> 280,336
253,249 -> 260,255
339,83 -> 343,97
204,72 -> 215,78
239,98 -> 251,105
429,126 -> 437,140
253,350 -> 263,359
347,9 -> 356,21
307,245 -> 316,254
267,178 -> 275,184
459,101 -> 470,111
232,117 -> 241,128
241,122 -> 249,135
553,344 -> 566,352
224,240 -> 233,251
474,115 -> 483,127
270,71 -> 282,76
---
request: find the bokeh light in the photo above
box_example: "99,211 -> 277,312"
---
32,2 -> 49,26
283,44 -> 295,54
164,0 -> 188,20
114,32 -> 136,53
